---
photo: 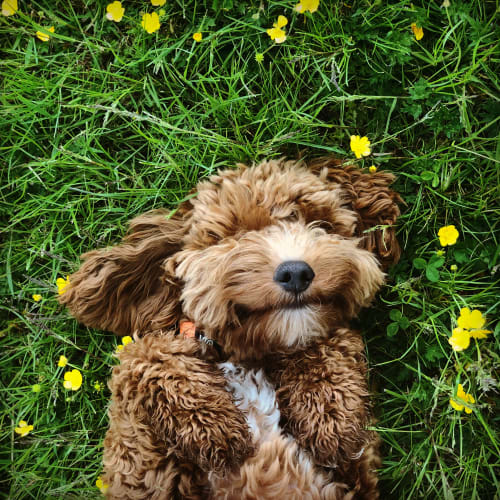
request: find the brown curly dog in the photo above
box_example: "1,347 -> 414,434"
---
59,158 -> 401,499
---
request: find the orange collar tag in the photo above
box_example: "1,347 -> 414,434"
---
179,321 -> 196,339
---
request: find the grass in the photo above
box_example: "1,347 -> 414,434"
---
1,0 -> 499,498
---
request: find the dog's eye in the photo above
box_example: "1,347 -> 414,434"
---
207,230 -> 222,242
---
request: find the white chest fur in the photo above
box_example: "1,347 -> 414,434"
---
218,362 -> 282,445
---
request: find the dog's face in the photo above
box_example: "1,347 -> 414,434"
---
166,161 -> 387,359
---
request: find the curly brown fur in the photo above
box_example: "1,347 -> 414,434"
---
103,332 -> 254,499
265,329 -> 371,469
60,158 -> 401,498
59,209 -> 190,335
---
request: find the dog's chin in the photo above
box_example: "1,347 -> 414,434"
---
219,303 -> 334,361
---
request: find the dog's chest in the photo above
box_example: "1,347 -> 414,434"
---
218,362 -> 281,445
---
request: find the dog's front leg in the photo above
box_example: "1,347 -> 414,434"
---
267,330 -> 373,469
103,332 -> 254,498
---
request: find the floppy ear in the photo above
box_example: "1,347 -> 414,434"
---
59,207 -> 191,335
308,157 -> 403,269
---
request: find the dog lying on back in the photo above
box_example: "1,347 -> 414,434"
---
59,158 -> 401,499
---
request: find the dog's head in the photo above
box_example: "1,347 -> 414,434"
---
61,159 -> 401,359
167,159 -> 401,359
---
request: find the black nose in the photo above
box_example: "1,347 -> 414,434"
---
273,261 -> 315,294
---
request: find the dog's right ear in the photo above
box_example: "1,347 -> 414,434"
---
59,207 -> 191,336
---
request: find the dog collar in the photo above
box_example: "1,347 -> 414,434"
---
177,320 -> 224,357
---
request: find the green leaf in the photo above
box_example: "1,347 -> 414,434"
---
399,316 -> 410,329
452,249 -> 469,264
426,266 -> 440,282
390,309 -> 403,321
409,77 -> 431,100
413,258 -> 427,270
428,255 -> 445,268
387,322 -> 400,337
420,171 -> 435,181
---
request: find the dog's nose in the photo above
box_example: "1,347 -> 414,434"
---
273,261 -> 315,294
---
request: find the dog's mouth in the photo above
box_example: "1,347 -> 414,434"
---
235,296 -> 315,319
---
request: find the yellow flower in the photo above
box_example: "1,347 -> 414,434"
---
116,344 -> 124,352
32,294 -> 42,302
106,1 -> 124,22
36,26 -> 55,42
58,355 -> 68,367
438,225 -> 459,247
448,327 -> 470,352
369,165 -> 377,173
436,250 -> 445,257
94,381 -> 102,392
15,420 -> 34,437
458,307 -> 485,330
57,275 -> 70,295
457,308 -> 491,338
63,369 -> 83,391
141,12 -> 161,34
151,0 -> 166,5
295,0 -> 319,14
122,336 -> 133,346
1,0 -> 17,16
255,52 -> 264,63
449,384 -> 475,414
193,32 -> 202,42
32,384 -> 41,393
411,23 -> 424,41
350,135 -> 371,159
96,476 -> 109,494
450,264 -> 457,272
267,15 -> 288,44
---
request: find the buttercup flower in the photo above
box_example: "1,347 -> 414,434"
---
32,294 -> 42,302
295,0 -> 319,14
141,12 -> 161,34
449,384 -> 475,413
438,225 -> 459,246
448,327 -> 470,351
32,384 -> 41,393
36,26 -> 55,42
369,165 -> 377,173
450,264 -> 457,272
96,476 -> 109,494
151,0 -> 166,5
255,52 -> 264,63
57,275 -> 70,295
116,335 -> 133,353
457,307 -> 491,338
15,420 -> 34,436
63,369 -> 83,391
58,355 -> 68,367
350,135 -> 371,158
106,1 -> 124,22
94,381 -> 102,392
193,32 -> 202,42
411,23 -> 424,41
1,0 -> 17,16
267,15 -> 288,44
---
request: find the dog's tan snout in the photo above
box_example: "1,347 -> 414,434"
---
273,260 -> 315,294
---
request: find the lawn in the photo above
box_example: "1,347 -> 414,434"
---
1,0 -> 499,498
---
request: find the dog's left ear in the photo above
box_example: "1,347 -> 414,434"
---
308,157 -> 403,269
59,207 -> 191,336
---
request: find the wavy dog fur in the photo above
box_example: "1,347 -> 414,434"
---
60,158 -> 401,499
